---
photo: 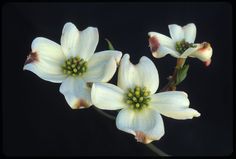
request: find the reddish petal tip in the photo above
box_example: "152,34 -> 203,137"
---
24,52 -> 38,65
148,36 -> 160,53
204,59 -> 211,67
135,131 -> 153,144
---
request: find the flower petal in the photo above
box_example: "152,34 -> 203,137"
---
23,37 -> 66,83
150,91 -> 201,120
183,23 -> 197,43
91,83 -> 125,110
136,56 -> 159,94
117,54 -> 159,94
60,22 -> 80,58
117,54 -> 140,91
76,27 -> 99,61
148,32 -> 180,58
190,42 -> 213,63
148,32 -> 175,49
179,46 -> 199,58
83,50 -> 122,82
116,108 -> 165,144
168,24 -> 184,42
180,42 -> 213,66
154,46 -> 180,58
59,77 -> 92,109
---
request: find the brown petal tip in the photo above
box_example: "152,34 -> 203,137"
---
135,131 -> 152,144
24,52 -> 38,65
149,36 -> 160,53
198,42 -> 211,53
73,99 -> 90,109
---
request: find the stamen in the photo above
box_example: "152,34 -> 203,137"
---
61,56 -> 88,77
124,86 -> 151,110
176,40 -> 196,54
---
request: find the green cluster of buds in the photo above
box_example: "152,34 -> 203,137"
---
176,40 -> 196,54
125,86 -> 151,110
61,56 -> 88,77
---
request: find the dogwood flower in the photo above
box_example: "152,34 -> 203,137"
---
23,22 -> 122,109
148,23 -> 213,66
91,54 -> 200,144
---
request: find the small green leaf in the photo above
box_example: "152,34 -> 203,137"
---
176,64 -> 189,85
105,38 -> 115,50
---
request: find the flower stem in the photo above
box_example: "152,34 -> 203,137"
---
93,106 -> 116,120
160,58 -> 186,92
92,106 -> 170,156
146,143 -> 170,156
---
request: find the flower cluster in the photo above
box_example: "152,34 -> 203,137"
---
23,22 -> 212,144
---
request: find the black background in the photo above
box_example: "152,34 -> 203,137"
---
2,2 -> 233,156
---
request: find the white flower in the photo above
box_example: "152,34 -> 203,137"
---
23,22 -> 122,109
91,54 -> 200,144
148,23 -> 213,66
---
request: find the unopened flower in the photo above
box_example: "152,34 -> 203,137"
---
148,23 -> 213,66
23,22 -> 122,109
91,54 -> 200,144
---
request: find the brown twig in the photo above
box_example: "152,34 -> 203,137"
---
160,58 -> 186,92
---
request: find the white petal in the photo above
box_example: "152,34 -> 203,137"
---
181,42 -> 213,66
153,46 -> 180,58
83,50 -> 122,82
116,108 -> 165,144
150,91 -> 201,120
116,108 -> 136,135
59,77 -> 92,109
179,46 -> 199,58
23,37 -> 66,83
168,24 -> 184,42
31,37 -> 66,61
148,32 -> 175,49
76,27 -> 99,61
117,54 -> 159,94
23,64 -> 66,83
190,42 -> 213,62
183,23 -> 197,43
60,22 -> 80,58
135,56 -> 159,94
91,83 -> 125,110
117,54 -> 140,91
148,32 -> 180,58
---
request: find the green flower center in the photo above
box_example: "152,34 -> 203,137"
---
61,56 -> 88,77
175,40 -> 196,54
124,86 -> 151,110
